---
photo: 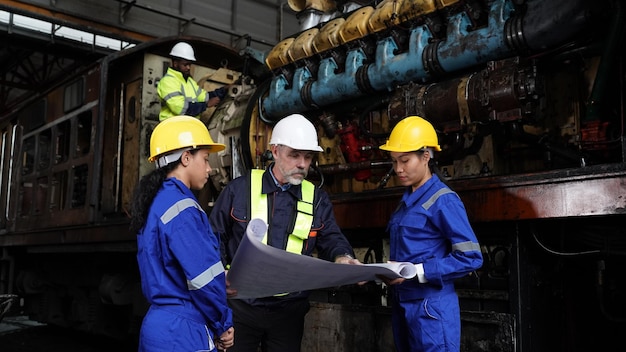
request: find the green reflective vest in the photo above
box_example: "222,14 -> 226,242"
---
250,169 -> 314,254
157,67 -> 207,121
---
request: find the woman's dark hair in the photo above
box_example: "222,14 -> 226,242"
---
129,147 -> 203,233
129,163 -> 174,234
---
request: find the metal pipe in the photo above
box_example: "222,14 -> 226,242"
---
261,0 -> 598,119
317,160 -> 392,175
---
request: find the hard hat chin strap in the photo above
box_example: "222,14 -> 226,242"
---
155,148 -> 191,169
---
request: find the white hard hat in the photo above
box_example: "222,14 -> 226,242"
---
169,42 -> 196,61
269,114 -> 323,152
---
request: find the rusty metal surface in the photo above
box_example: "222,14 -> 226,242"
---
5,164 -> 625,245
454,163 -> 626,222
331,187 -> 403,229
0,222 -> 134,248
332,163 -> 626,229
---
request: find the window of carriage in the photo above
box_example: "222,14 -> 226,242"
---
64,77 -> 85,113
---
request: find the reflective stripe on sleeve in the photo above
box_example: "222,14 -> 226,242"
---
163,90 -> 184,101
160,198 -> 203,224
422,188 -> 456,210
452,240 -> 481,253
187,261 -> 225,291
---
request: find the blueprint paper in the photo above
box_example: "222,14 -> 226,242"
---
226,219 -> 417,299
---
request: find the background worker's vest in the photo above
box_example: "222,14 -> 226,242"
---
250,169 -> 314,254
158,67 -> 206,120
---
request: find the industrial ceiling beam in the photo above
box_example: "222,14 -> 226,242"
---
0,0 -> 155,44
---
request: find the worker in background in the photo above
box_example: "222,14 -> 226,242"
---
209,113 -> 363,352
157,42 -> 227,121
130,115 -> 234,352
377,116 -> 483,352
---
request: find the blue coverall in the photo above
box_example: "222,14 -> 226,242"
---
137,178 -> 232,352
387,174 -> 483,352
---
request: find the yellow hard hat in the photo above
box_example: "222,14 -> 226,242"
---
149,115 -> 225,164
379,116 -> 441,152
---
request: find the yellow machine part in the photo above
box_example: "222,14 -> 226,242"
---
397,0 -> 441,23
288,0 -> 337,12
313,18 -> 345,54
368,0 -> 405,33
265,0 -> 462,69
339,6 -> 375,44
288,27 -> 320,62
265,37 -> 295,70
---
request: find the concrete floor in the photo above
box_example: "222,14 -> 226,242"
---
0,315 -> 45,335
0,315 -> 136,352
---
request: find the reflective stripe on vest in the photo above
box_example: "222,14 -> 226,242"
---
250,169 -> 314,254
159,70 -> 206,120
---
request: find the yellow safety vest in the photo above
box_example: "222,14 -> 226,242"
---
157,67 -> 207,121
250,169 -> 314,254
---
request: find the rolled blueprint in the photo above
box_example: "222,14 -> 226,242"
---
227,218 -> 417,299
246,217 -> 267,241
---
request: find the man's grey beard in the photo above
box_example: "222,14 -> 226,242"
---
287,177 -> 303,186
285,169 -> 307,186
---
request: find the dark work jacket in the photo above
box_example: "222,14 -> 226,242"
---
209,166 -> 355,307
